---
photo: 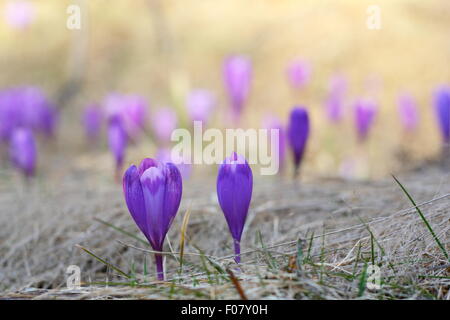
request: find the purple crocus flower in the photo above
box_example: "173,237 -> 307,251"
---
397,93 -> 418,133
262,115 -> 286,173
9,127 -> 36,177
82,104 -> 103,141
286,59 -> 311,90
186,89 -> 216,125
4,0 -> 35,30
217,152 -> 253,263
108,115 -> 127,179
151,108 -> 178,145
287,107 -> 310,176
433,86 -> 450,145
123,158 -> 183,280
354,99 -> 377,143
223,55 -> 252,121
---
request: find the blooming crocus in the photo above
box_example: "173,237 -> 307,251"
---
433,86 -> 450,145
108,115 -> 127,179
223,55 -> 252,121
9,127 -> 36,178
287,107 -> 310,177
286,59 -> 311,90
354,99 -> 377,143
217,152 -> 253,263
398,93 -> 419,133
186,89 -> 216,125
151,108 -> 178,145
4,0 -> 35,30
123,158 -> 183,280
82,104 -> 103,141
262,115 -> 286,173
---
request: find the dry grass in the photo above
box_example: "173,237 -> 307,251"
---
0,160 -> 448,300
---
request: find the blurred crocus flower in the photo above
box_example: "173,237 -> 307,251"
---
123,158 -> 182,280
156,147 -> 192,179
287,107 -> 310,177
354,99 -> 377,143
223,55 -> 252,121
325,74 -> 347,123
397,93 -> 419,133
217,152 -> 253,263
4,0 -> 35,30
0,90 -> 19,141
0,87 -> 58,139
186,89 -> 216,125
108,115 -> 127,177
17,86 -> 58,137
286,59 -> 311,90
262,115 -> 286,173
9,127 -> 36,177
433,86 -> 450,145
82,104 -> 103,141
151,108 -> 177,145
103,93 -> 148,141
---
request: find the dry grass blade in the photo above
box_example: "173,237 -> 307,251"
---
226,268 -> 248,300
179,206 -> 192,272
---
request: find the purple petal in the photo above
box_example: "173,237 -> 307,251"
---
123,165 -> 147,239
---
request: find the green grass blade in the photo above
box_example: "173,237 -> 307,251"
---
392,175 -> 449,260
94,218 -> 148,245
76,244 -> 131,279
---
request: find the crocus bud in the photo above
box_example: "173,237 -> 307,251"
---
4,0 -> 35,30
398,93 -> 419,133
82,104 -> 103,141
262,115 -> 286,174
287,107 -> 310,177
151,108 -> 178,145
223,55 -> 252,121
9,127 -> 36,178
217,152 -> 253,263
286,59 -> 311,90
123,159 -> 183,280
354,99 -> 377,143
186,89 -> 216,125
433,86 -> 450,145
108,116 -> 127,178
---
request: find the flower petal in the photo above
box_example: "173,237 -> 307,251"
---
140,165 -> 166,250
122,165 -> 147,238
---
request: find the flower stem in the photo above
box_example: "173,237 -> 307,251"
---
234,240 -> 241,264
155,253 -> 164,281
